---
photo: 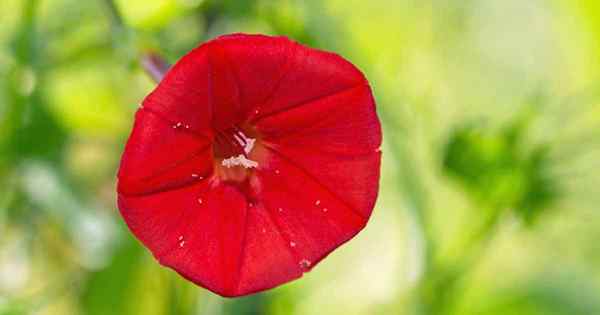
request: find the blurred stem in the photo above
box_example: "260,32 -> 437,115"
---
201,294 -> 224,315
141,53 -> 170,83
102,0 -> 124,29
166,274 -> 193,315
101,0 -> 139,66
375,102 -> 439,315
419,207 -> 503,315
378,98 -> 504,315
378,108 -> 437,278
1,0 -> 40,171
456,208 -> 503,269
3,0 -> 39,125
100,0 -> 169,83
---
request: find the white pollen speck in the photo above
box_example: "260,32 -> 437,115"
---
179,241 -> 185,247
178,235 -> 183,241
191,173 -> 199,178
254,109 -> 259,114
278,207 -> 283,212
299,259 -> 312,268
198,198 -> 203,204
248,202 -> 253,207
185,125 -> 190,129
323,208 -> 328,212
315,200 -> 321,206
275,169 -> 280,174
221,154 -> 258,168
290,241 -> 296,247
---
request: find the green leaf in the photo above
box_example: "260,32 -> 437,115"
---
442,117 -> 558,224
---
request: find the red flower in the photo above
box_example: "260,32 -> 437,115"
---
117,34 -> 382,297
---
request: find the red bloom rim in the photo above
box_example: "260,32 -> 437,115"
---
117,33 -> 382,297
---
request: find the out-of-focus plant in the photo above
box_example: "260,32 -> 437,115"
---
443,113 -> 558,225
407,101 -> 598,315
2,0 -> 600,315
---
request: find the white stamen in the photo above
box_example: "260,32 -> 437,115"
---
221,154 -> 258,168
243,138 -> 255,154
290,241 -> 296,247
220,131 -> 258,168
315,200 -> 321,206
233,134 -> 245,147
231,131 -> 256,154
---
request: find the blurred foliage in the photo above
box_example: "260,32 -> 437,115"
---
443,113 -> 557,224
1,0 -> 600,315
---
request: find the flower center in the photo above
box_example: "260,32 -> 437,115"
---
213,126 -> 259,170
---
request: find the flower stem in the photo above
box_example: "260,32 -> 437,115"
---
140,52 -> 170,83
102,0 -> 124,28
417,208 -> 503,315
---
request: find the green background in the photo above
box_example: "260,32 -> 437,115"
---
1,0 -> 600,314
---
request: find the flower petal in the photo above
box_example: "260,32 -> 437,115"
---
212,34 -> 294,116
142,48 -> 213,135
117,109 -> 213,196
248,38 -> 366,120
253,152 -> 368,270
118,33 -> 382,297
213,34 -> 366,121
118,182 -> 249,296
263,145 -> 381,220
256,84 -> 381,155
234,202 -> 302,294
